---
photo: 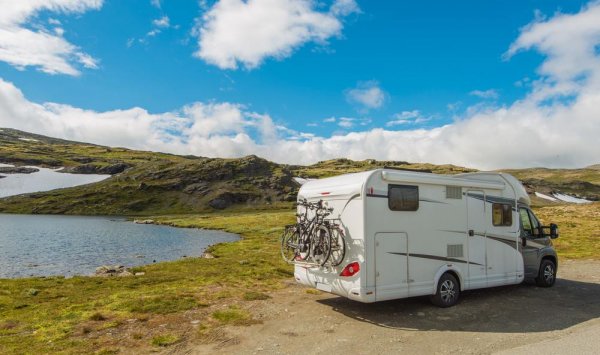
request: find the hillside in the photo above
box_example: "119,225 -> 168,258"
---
0,128 -> 598,215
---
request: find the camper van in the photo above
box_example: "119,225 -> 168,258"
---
293,169 -> 559,307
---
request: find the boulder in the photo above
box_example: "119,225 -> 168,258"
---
95,265 -> 132,277
0,167 -> 39,174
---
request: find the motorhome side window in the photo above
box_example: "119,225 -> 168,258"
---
492,203 -> 512,226
388,185 -> 419,211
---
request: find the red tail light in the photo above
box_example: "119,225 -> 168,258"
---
340,262 -> 360,277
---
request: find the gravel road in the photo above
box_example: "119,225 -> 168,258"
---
185,259 -> 600,354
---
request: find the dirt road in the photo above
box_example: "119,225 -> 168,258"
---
184,260 -> 600,354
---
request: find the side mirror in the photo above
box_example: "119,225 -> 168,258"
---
550,223 -> 559,239
540,223 -> 559,239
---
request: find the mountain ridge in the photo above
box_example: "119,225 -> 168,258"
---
0,128 -> 597,215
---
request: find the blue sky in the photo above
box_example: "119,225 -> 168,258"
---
0,0 -> 599,168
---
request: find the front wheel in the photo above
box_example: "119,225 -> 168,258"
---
535,259 -> 556,287
430,273 -> 460,307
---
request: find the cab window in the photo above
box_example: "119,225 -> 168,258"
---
519,208 -> 533,237
528,209 -> 541,237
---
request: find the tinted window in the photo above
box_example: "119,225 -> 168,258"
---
492,203 -> 512,226
528,209 -> 541,237
388,185 -> 419,211
519,208 -> 533,236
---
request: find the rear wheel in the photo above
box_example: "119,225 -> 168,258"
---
535,259 -> 556,287
310,226 -> 331,266
430,273 -> 460,307
327,226 -> 346,267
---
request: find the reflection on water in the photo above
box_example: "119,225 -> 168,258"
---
0,163 -> 110,198
0,214 -> 239,278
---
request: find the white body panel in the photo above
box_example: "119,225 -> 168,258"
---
294,169 -> 526,303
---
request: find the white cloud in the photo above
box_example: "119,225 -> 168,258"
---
386,110 -> 431,126
152,16 -> 170,28
150,0 -> 161,8
1,2 -> 600,170
0,0 -> 103,76
194,0 -> 359,70
323,117 -> 336,123
346,81 -> 386,110
469,89 -> 499,99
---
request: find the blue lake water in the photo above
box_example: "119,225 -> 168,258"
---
0,214 -> 239,278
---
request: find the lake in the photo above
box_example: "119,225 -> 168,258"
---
0,214 -> 239,278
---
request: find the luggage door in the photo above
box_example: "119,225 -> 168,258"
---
375,232 -> 408,301
466,190 -> 487,289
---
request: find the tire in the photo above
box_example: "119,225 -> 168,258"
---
535,259 -> 556,287
327,226 -> 346,267
310,226 -> 332,266
280,225 -> 300,263
430,273 -> 460,308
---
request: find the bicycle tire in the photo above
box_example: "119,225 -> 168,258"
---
327,225 -> 346,267
310,225 -> 332,266
280,225 -> 300,263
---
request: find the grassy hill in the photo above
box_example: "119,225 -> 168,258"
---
0,128 -> 598,215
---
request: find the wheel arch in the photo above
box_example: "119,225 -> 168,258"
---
432,265 -> 464,295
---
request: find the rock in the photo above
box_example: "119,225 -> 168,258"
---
0,167 -> 39,174
201,252 -> 215,259
0,175 -> 4,179
134,272 -> 145,276
209,198 -> 230,209
95,265 -> 132,277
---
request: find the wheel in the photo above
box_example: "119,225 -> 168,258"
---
430,273 -> 460,307
327,226 -> 346,267
280,225 -> 300,263
535,259 -> 556,287
310,226 -> 332,266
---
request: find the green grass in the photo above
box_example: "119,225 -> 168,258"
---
151,334 -> 180,347
212,306 -> 253,325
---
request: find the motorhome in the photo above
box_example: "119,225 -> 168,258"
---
293,168 -> 559,307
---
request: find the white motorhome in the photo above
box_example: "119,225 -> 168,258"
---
294,168 -> 559,307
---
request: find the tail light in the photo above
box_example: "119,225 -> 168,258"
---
340,262 -> 360,277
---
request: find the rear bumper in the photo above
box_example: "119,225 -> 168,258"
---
294,265 -> 376,303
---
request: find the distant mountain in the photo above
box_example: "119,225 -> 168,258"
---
0,128 -> 597,215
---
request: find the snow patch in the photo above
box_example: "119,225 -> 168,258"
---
552,193 -> 591,204
535,192 -> 558,202
18,137 -> 39,142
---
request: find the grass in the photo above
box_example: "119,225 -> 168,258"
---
1,204 -> 598,353
151,334 -> 180,347
533,203 -> 600,259
0,210 -> 294,354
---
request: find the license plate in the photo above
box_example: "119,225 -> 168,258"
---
316,282 -> 332,292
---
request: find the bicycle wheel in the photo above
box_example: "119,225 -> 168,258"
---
280,225 -> 300,263
310,225 -> 332,266
327,226 -> 346,267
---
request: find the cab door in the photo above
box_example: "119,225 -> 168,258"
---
519,207 -> 547,278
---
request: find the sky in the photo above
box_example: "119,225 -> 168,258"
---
0,0 -> 599,169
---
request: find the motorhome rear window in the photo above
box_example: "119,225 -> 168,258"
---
388,185 -> 419,211
492,203 -> 512,226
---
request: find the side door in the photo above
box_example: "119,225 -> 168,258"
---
375,232 -> 408,301
466,190 -> 487,289
519,207 -> 543,277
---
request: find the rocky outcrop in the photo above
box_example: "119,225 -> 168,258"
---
95,265 -> 132,277
65,163 -> 130,175
0,167 -> 39,174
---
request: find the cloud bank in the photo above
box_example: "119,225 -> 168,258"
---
0,0 -> 103,76
194,0 -> 359,69
1,1 -> 600,169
